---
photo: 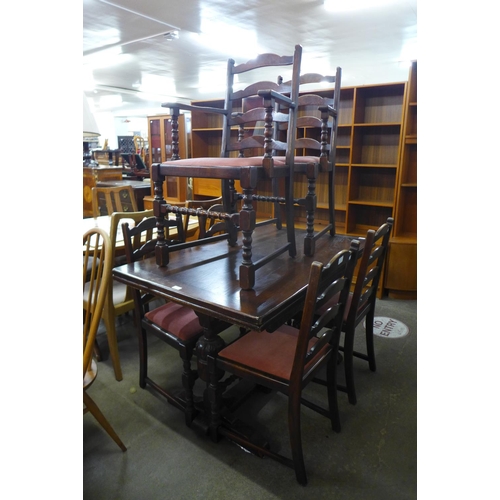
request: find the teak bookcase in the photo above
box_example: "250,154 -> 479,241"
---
385,61 -> 417,298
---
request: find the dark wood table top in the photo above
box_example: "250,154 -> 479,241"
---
113,224 -> 361,333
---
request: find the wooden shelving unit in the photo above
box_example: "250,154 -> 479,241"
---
385,61 -> 417,298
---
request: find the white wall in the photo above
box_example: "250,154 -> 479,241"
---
93,112 -> 148,149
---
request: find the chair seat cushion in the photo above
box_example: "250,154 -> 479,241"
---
162,156 -> 270,168
217,325 -> 328,382
273,155 -> 320,167
145,302 -> 203,341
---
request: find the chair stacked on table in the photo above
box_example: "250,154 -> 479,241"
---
151,45 -> 303,290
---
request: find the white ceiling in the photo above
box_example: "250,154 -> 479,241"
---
83,0 -> 417,118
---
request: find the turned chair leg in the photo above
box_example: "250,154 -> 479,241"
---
181,351 -> 198,426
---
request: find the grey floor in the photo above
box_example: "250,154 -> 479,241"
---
83,297 -> 417,500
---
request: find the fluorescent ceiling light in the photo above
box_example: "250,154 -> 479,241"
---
324,0 -> 397,12
198,8 -> 261,58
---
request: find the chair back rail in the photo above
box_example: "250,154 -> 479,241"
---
92,185 -> 138,217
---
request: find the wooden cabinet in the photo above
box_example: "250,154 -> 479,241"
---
93,149 -> 121,166
83,166 -> 123,217
385,61 -> 417,299
147,114 -> 188,203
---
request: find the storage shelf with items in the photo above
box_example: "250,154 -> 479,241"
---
385,61 -> 417,299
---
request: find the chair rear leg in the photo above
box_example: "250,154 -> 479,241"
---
365,308 -> 377,372
288,393 -> 307,485
137,326 -> 148,389
326,346 -> 341,433
84,391 -> 127,452
342,326 -> 357,405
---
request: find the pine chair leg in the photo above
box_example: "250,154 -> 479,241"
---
288,393 -> 307,486
365,309 -> 377,372
102,311 -> 123,381
84,391 -> 127,452
343,328 -> 357,406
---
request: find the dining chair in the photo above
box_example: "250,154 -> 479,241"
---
273,69 -> 342,256
92,185 -> 138,217
83,227 -> 127,452
153,45 -> 303,290
84,209 -> 155,381
317,217 -> 394,405
206,240 -> 359,485
183,196 -> 223,239
121,215 -> 205,426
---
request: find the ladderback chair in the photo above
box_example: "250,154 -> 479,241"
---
83,228 -> 127,452
152,45 -> 303,290
206,240 -> 359,485
92,185 -> 138,217
84,209 -> 154,381
318,217 -> 394,405
183,197 -> 224,239
122,216 -> 205,426
274,68 -> 342,257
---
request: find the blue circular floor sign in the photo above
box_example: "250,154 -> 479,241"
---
368,317 -> 409,338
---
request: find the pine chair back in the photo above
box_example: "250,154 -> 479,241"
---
83,227 -> 126,452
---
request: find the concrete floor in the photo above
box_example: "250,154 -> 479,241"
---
83,297 -> 417,500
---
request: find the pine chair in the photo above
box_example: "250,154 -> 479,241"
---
122,215 -> 205,426
83,227 -> 127,452
152,45 -> 303,290
318,217 -> 394,405
92,185 -> 138,217
206,241 -> 359,485
84,209 -> 156,381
